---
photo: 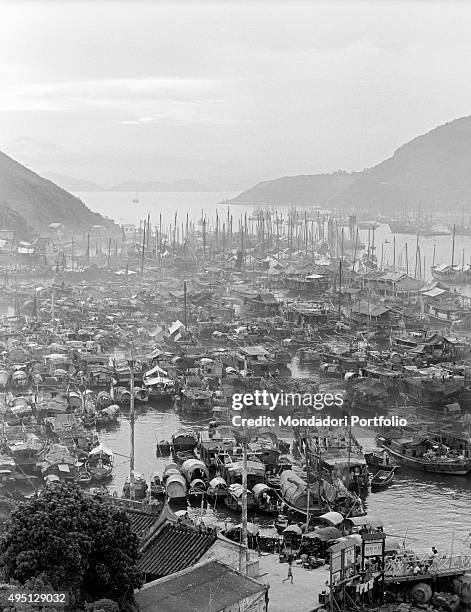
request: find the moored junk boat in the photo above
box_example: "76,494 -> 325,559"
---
38,443 -> 78,484
87,443 -> 114,481
252,483 -> 279,514
162,463 -> 187,506
188,479 -> 207,502
198,429 -> 236,474
96,390 -> 113,409
279,469 -> 319,513
431,263 -> 471,284
222,455 -> 266,490
176,388 -> 214,414
224,483 -> 255,512
112,386 -> 131,407
133,387 -> 149,403
401,372 -> 464,408
207,476 -> 227,501
279,469 -> 364,518
296,346 -> 322,364
123,471 -> 148,500
303,427 -> 369,491
95,404 -> 120,427
364,448 -> 400,470
6,433 -> 46,475
378,433 -> 471,475
181,458 -> 209,484
171,429 -> 199,453
143,365 -> 175,401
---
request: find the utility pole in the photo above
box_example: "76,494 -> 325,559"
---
183,280 -> 187,330
241,438 -> 248,574
129,343 -> 135,501
141,222 -> 146,275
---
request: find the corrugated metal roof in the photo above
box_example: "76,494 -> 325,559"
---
139,523 -> 218,578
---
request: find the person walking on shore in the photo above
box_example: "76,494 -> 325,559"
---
283,558 -> 294,583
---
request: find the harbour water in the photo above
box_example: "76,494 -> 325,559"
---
95,355 -> 471,557
78,190 -> 471,283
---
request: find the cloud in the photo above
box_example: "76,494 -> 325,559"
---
0,76 -> 246,126
8,137 -> 63,155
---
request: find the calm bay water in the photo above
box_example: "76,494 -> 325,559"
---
77,190 -> 471,283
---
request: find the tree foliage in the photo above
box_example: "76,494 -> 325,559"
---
0,484 -> 142,606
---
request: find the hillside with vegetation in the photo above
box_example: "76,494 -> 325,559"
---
230,115 -> 471,211
0,151 -> 116,234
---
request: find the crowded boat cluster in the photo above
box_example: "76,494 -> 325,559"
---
1,205 -> 471,609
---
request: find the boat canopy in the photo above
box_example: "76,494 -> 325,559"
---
344,516 -> 383,528
304,527 -> 343,541
227,483 -> 244,498
181,458 -> 209,481
88,443 -> 114,459
318,511 -> 344,526
252,483 -> 273,499
209,476 -> 227,488
163,464 -> 181,480
165,473 -> 187,492
189,478 -> 206,489
226,460 -> 265,477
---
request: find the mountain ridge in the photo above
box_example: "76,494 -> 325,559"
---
229,115 -> 471,211
0,151 -> 116,235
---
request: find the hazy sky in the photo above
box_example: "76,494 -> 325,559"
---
2,1 -> 471,189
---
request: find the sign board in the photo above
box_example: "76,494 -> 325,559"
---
364,540 -> 383,557
344,545 -> 355,567
331,551 -> 342,573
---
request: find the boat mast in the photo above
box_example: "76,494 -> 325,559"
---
451,224 -> 456,268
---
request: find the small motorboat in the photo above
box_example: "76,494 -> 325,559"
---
365,449 -> 399,471
370,467 -> 395,491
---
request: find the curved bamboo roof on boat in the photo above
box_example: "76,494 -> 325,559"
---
181,458 -> 209,482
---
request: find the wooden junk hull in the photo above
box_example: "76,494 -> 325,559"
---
380,445 -> 471,475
